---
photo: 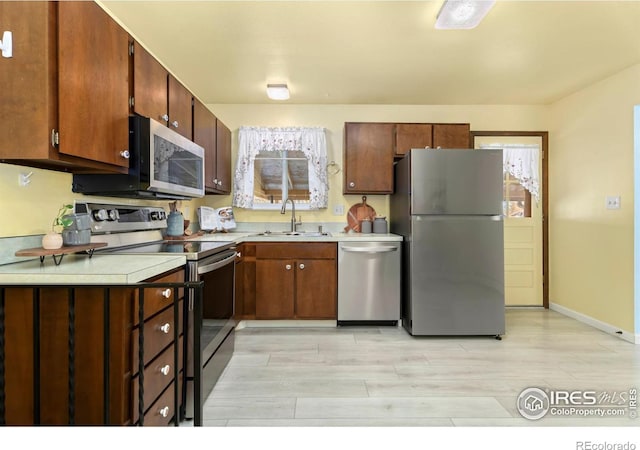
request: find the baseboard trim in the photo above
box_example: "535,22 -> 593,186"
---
237,320 -> 337,329
549,302 -> 639,344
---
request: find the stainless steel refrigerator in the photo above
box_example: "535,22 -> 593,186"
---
390,148 -> 505,336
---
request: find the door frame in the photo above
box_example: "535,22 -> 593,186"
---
470,131 -> 549,308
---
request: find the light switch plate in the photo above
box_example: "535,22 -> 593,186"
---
605,196 -> 621,210
333,204 -> 345,216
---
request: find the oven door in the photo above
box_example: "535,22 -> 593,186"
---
185,248 -> 236,420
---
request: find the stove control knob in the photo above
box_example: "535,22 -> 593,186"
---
107,209 -> 119,221
92,209 -> 109,221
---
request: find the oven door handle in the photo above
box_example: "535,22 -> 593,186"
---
196,251 -> 237,275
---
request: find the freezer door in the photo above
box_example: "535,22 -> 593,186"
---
409,149 -> 503,216
407,215 -> 505,335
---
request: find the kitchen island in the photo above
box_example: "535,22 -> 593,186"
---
0,253 -> 196,426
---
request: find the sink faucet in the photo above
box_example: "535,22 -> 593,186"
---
281,197 -> 302,232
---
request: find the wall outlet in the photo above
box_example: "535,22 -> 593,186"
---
605,195 -> 621,210
333,204 -> 345,216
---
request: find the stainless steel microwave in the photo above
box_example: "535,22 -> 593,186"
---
72,115 -> 205,199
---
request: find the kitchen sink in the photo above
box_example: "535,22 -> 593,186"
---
252,231 -> 332,237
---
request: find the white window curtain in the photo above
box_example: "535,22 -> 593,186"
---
233,126 -> 329,209
480,143 -> 540,203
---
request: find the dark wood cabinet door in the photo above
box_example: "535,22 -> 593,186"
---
255,259 -> 295,319
168,75 -> 193,140
433,124 -> 471,149
295,259 -> 337,319
344,122 -> 394,194
395,123 -> 433,157
132,41 -> 169,125
215,120 -> 232,194
194,98 -> 218,192
57,1 -> 130,168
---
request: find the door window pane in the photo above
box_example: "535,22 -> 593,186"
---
503,173 -> 531,218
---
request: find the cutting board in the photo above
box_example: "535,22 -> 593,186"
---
345,196 -> 376,232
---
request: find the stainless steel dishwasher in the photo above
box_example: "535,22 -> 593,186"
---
338,241 -> 401,325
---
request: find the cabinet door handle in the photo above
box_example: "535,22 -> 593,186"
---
285,264 -> 292,270
159,364 -> 171,376
236,252 -> 242,258
159,323 -> 171,334
161,114 -> 169,122
120,150 -> 130,159
171,120 -> 179,128
349,181 -> 355,188
161,288 -> 171,299
298,263 -> 305,270
218,180 -> 223,186
213,178 -> 218,184
158,406 -> 170,418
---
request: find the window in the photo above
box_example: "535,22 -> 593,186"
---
480,143 -> 540,219
253,150 -> 310,206
233,126 -> 328,210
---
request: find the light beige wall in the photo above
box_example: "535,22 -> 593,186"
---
199,104 -> 548,226
0,164 -> 189,238
548,63 -> 640,333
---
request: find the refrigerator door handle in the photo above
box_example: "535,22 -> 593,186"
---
340,245 -> 398,253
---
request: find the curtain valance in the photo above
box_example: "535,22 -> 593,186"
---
233,126 -> 328,209
481,144 -> 540,202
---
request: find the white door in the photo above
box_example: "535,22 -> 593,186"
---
474,136 -> 544,307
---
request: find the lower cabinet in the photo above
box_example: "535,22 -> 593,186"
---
253,243 -> 337,320
0,268 -> 185,426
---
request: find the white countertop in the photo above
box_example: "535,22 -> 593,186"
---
192,232 -> 403,243
0,232 -> 402,285
0,254 -> 186,285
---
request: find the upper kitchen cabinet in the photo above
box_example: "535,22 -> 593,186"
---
193,98 -> 231,195
394,123 -> 433,157
215,119 -> 232,194
344,122 -> 395,194
132,41 -> 193,140
394,123 -> 470,157
193,98 -> 217,192
0,1 -> 130,173
432,123 -> 471,150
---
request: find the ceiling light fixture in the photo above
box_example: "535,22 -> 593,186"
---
266,84 -> 290,100
435,0 -> 496,30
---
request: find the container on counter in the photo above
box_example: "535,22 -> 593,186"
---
360,218 -> 372,234
373,216 -> 388,234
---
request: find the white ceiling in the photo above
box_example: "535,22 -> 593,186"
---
99,0 -> 640,105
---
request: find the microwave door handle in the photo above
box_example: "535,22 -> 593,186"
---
196,252 -> 237,275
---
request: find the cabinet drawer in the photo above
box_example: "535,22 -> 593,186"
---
132,335 -> 183,421
256,243 -> 336,259
134,269 -> 184,323
137,381 -> 178,426
132,306 -> 176,371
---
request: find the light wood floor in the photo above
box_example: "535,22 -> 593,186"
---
202,309 -> 640,427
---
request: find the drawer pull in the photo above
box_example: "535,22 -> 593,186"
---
159,364 -> 171,376
298,263 -> 305,270
285,264 -> 292,270
161,288 -> 171,299
159,323 -> 171,334
158,406 -> 170,418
